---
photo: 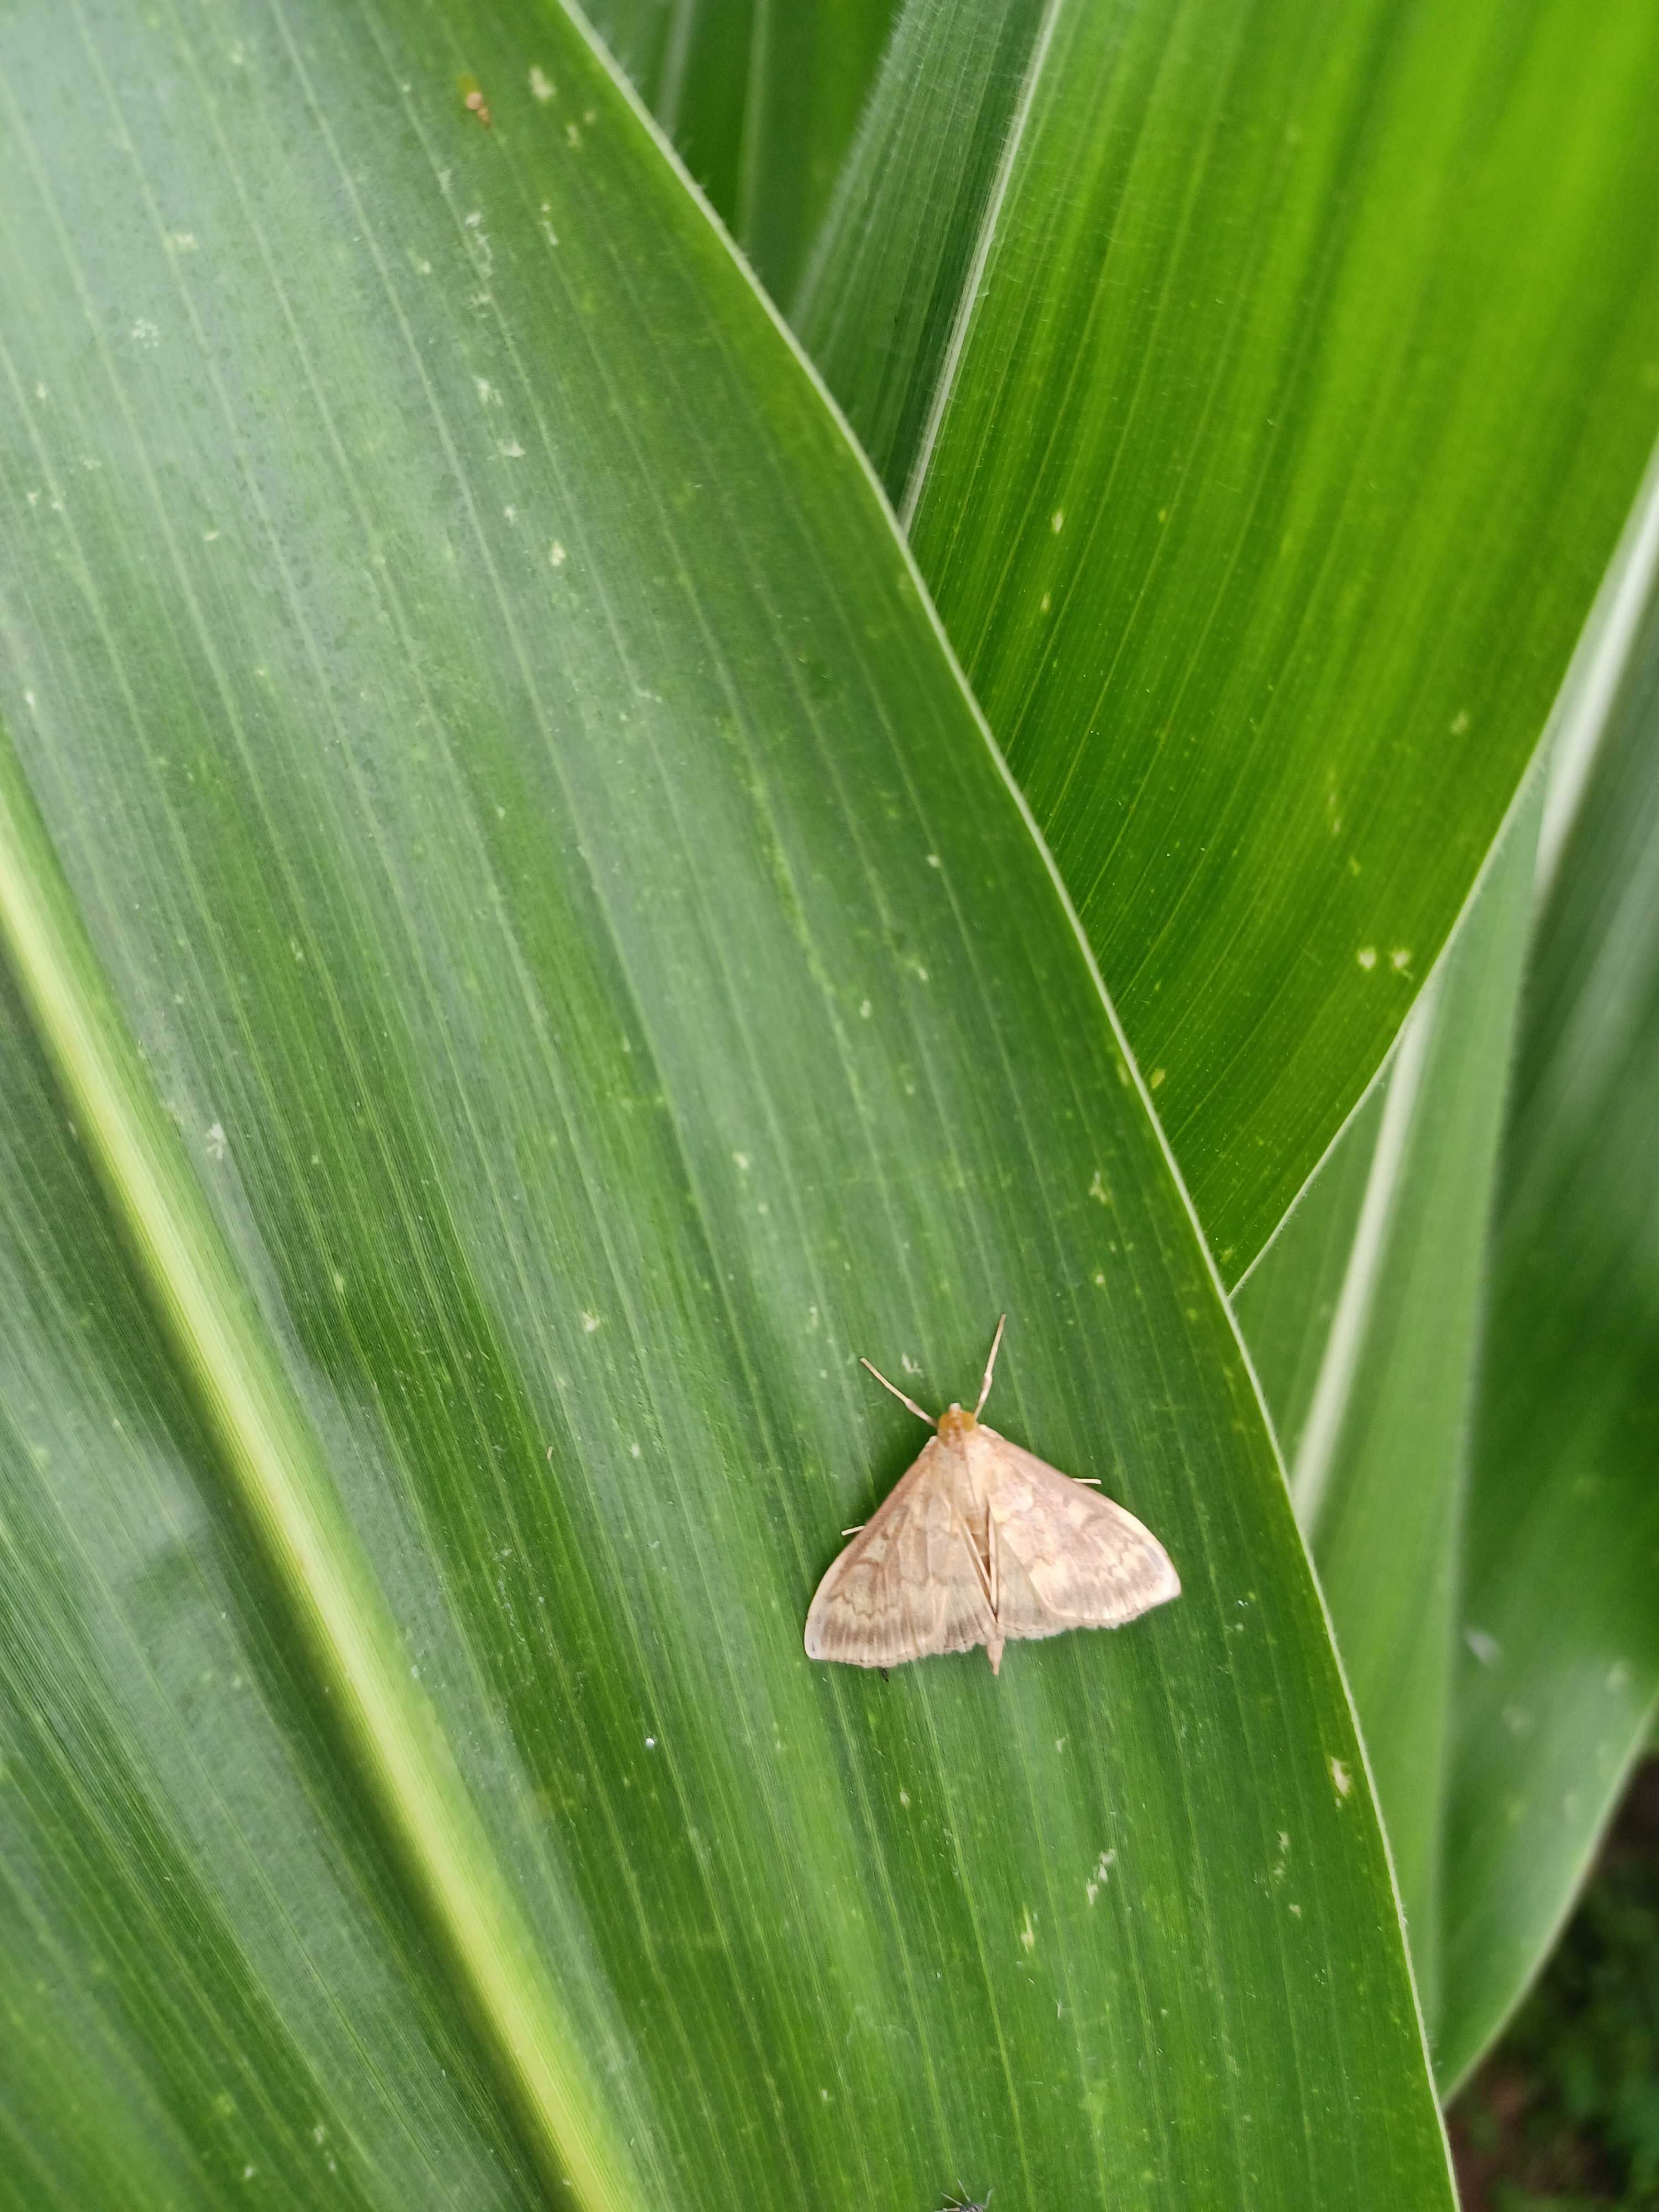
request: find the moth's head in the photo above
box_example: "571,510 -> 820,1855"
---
937,1403 -> 977,1443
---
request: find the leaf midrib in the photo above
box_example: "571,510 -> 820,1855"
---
0,719 -> 645,2212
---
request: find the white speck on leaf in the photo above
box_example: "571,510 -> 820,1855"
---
1051,509 -> 1064,533
1085,1848 -> 1116,1906
581,1311 -> 601,1333
499,439 -> 525,459
530,65 -> 555,102
1451,709 -> 1471,735
205,1123 -> 226,1161
859,998 -> 872,1019
1390,948 -> 1411,972
732,1152 -> 750,1172
1088,1170 -> 1110,1206
1330,1758 -> 1352,1799
549,540 -> 567,567
1020,1907 -> 1036,1951
1464,1626 -> 1502,1666
1357,946 -> 1378,970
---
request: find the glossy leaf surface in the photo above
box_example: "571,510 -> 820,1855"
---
0,2 -> 1449,2206
801,0 -> 1659,1275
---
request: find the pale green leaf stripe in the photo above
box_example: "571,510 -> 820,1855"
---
794,0 -> 1051,494
0,732 -> 641,2210
1225,1084 -> 1383,1473
1238,445 -> 1659,2086
1277,784 -> 1539,2035
1442,486 -> 1659,2087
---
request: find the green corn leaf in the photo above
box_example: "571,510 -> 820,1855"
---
0,2 -> 1451,2205
796,0 -> 1659,1276
1439,469 -> 1659,2090
1233,457 -> 1659,2089
1228,1082 -> 1384,1476
583,0 -> 901,302
1235,775 -> 1541,2040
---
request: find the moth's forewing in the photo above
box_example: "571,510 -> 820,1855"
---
804,1433 -> 997,1668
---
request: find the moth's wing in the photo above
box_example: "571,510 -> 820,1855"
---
804,1437 -> 997,1669
975,1426 -> 1180,1642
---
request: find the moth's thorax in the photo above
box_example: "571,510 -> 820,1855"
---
936,1404 -> 977,1445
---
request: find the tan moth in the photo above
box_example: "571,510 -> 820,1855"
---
804,1317 -> 1179,1676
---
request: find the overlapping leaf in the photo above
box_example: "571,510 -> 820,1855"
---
585,0 -> 900,301
0,2 -> 1451,2205
799,0 -> 1659,1274
1236,779 -> 1541,2040
1441,495 -> 1659,2090
1234,458 -> 1659,2088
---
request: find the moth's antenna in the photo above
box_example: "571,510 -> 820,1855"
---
859,1358 -> 935,1427
974,1313 -> 1008,1418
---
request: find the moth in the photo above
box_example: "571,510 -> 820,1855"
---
804,1317 -> 1178,1675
